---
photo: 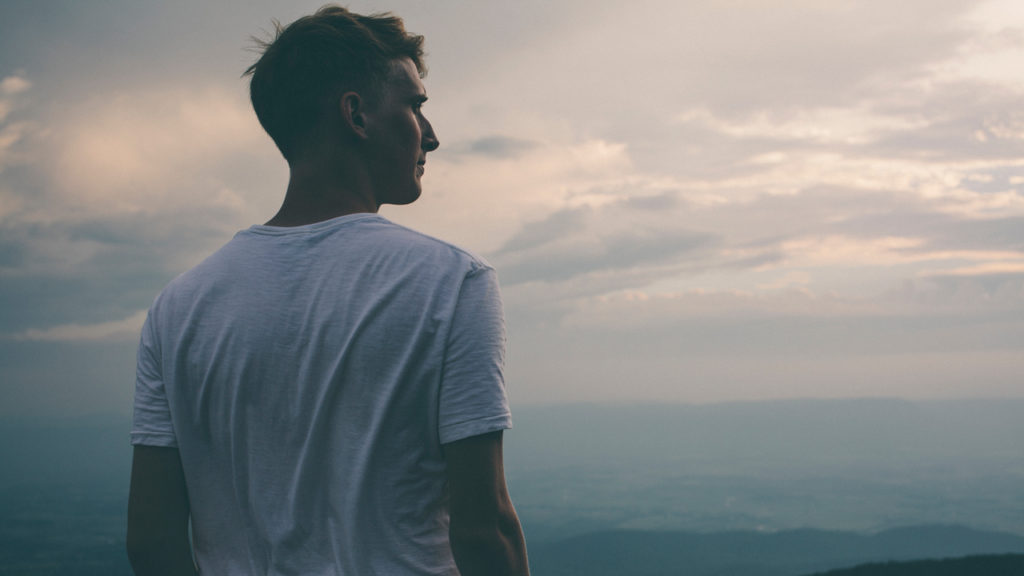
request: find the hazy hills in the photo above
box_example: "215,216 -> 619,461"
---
808,554 -> 1024,576
1,397 -> 1022,574
529,525 -> 1024,576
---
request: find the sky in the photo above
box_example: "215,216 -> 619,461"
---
1,0 -> 1023,418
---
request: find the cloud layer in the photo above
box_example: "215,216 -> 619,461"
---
2,0 -> 1024,414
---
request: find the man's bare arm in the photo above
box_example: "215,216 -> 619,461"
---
126,445 -> 198,576
444,430 -> 529,576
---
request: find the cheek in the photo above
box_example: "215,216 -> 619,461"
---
407,120 -> 423,150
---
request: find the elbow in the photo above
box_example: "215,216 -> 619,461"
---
450,499 -> 516,544
450,521 -> 505,551
450,505 -> 529,575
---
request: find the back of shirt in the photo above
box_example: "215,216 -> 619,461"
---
131,213 -> 511,575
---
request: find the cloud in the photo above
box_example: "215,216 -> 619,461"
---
489,194 -> 726,287
1,78 -> 282,230
0,75 -> 30,95
503,280 -> 1024,404
0,74 -> 35,178
4,0 -> 1024,411
495,207 -> 590,255
49,85 -> 273,218
939,262 -> 1024,275
0,80 -> 287,334
930,0 -> 1024,89
450,136 -> 538,159
776,234 -> 1024,271
674,106 -> 931,146
829,208 -> 1024,255
0,210 -> 239,335
903,272 -> 1024,307
388,137 -> 635,253
392,0 -> 1024,305
0,122 -> 29,171
0,75 -> 31,123
861,81 -> 1024,163
13,309 -> 147,342
498,228 -> 716,286
450,0 -> 977,136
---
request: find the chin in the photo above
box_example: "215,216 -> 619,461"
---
382,187 -> 422,206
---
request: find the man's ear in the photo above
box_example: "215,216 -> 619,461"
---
339,91 -> 368,139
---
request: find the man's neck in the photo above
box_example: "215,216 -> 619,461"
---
265,161 -> 377,227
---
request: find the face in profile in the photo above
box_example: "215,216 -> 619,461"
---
364,58 -> 440,207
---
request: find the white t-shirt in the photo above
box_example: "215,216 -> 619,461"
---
131,213 -> 511,576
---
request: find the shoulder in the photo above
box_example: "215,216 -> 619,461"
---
370,217 -> 494,274
146,235 -> 242,317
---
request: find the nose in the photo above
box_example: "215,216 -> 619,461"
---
421,116 -> 439,152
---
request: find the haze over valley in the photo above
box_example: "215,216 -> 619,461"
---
3,398 -> 1023,575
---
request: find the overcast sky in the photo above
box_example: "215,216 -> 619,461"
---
2,0 -> 1023,417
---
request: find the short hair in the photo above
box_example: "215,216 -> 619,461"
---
244,5 -> 426,160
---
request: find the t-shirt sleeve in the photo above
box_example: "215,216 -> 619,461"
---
438,265 -> 512,445
130,308 -> 178,447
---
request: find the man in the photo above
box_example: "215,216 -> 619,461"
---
126,6 -> 529,575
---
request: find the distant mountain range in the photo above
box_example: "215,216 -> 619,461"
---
807,554 -> 1024,576
2,399 -> 1023,574
2,516 -> 1020,576
529,525 -> 1024,576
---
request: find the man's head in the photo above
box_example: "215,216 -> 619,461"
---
354,56 -> 439,205
244,6 -> 431,167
